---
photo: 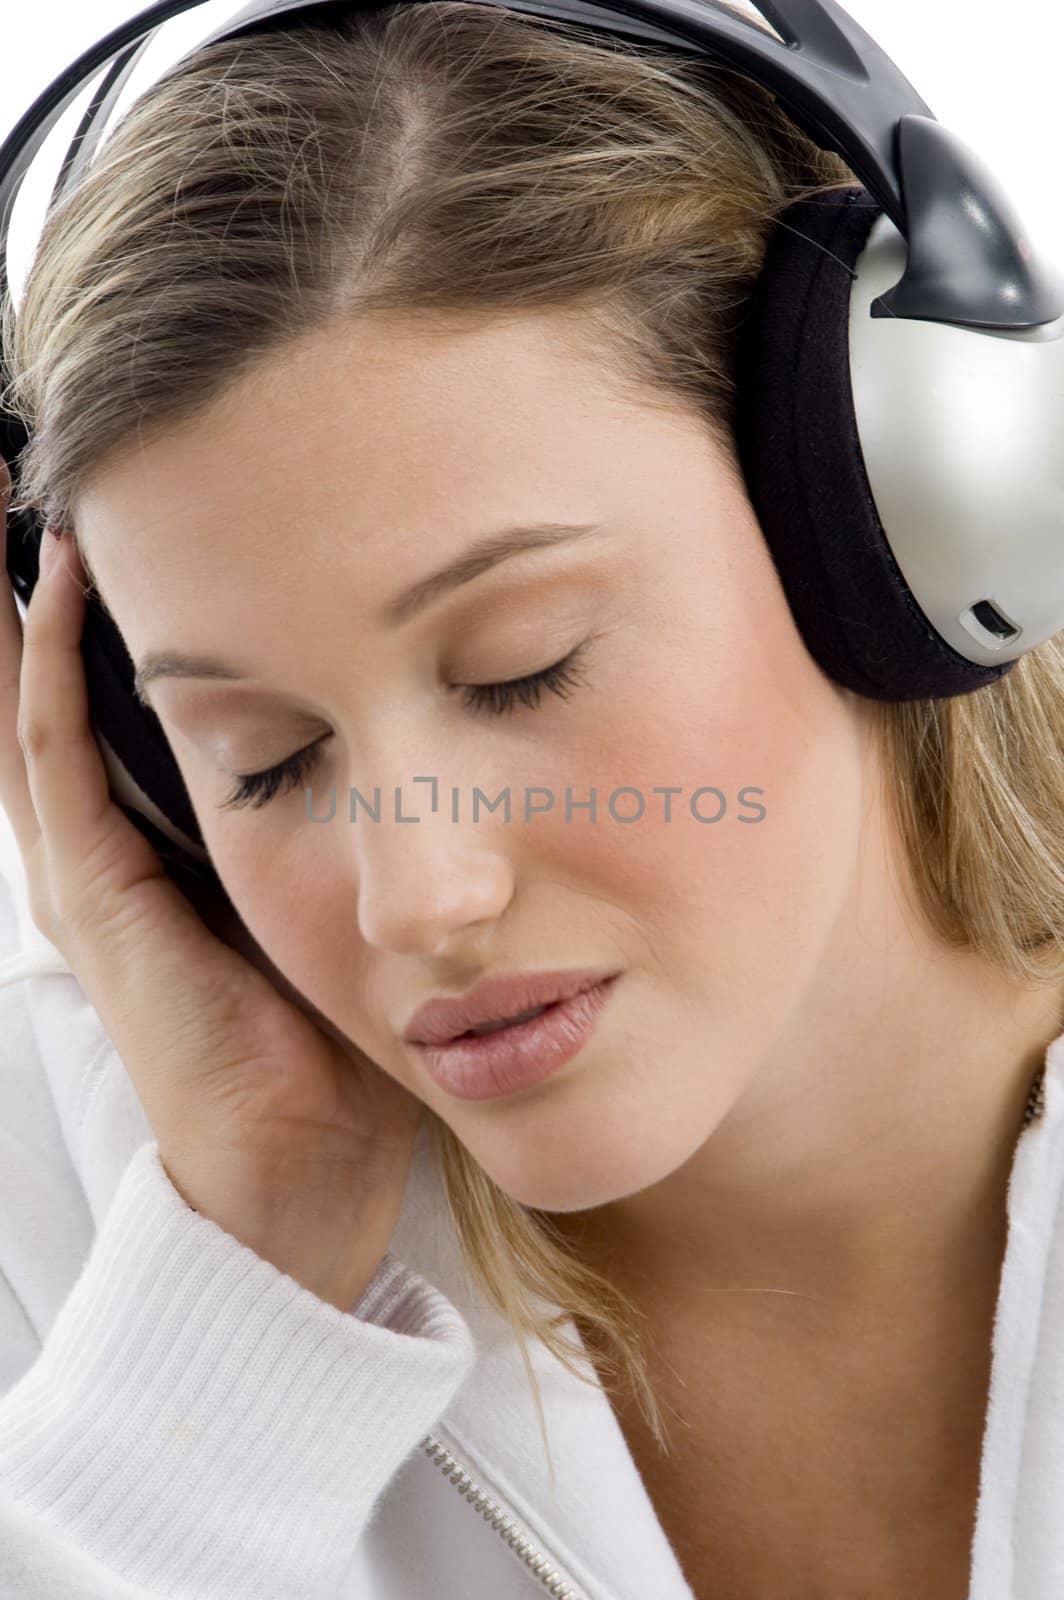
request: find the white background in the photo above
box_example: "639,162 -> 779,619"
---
1,0 -> 1061,880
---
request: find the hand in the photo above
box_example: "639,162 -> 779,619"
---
0,458 -> 426,1311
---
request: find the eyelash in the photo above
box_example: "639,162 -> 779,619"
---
218,642 -> 592,813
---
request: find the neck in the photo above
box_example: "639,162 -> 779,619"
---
557,956 -> 1063,1325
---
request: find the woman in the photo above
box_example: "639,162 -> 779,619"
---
0,5 -> 1062,1597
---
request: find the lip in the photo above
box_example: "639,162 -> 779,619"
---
413,974 -> 620,1102
402,967 -> 621,1045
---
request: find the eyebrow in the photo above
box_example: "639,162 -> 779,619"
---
131,519 -> 604,704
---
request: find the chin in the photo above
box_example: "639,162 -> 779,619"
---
467,1116 -> 713,1215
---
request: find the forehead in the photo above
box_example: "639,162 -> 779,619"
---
71,308 -> 705,638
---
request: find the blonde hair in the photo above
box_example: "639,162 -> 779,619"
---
4,1 -> 1064,1460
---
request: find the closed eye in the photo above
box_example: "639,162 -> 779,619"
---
457,640 -> 590,718
217,641 -> 592,813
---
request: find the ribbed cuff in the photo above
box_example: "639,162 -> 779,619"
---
0,1140 -> 476,1600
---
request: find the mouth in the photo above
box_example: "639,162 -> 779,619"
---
453,1001 -> 558,1039
413,975 -> 621,1101
403,968 -> 620,1047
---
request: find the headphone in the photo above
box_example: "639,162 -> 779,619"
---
1,0 -> 1062,883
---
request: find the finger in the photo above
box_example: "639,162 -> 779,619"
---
17,522 -> 118,894
0,460 -> 41,860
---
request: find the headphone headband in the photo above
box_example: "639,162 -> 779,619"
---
2,0 -> 1062,333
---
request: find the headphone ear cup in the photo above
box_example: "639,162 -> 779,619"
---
731,182 -> 1018,703
2,466 -> 212,875
79,584 -> 209,848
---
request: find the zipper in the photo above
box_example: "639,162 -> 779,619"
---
420,1431 -> 591,1599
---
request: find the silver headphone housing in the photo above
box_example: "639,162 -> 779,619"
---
849,210 -> 1064,669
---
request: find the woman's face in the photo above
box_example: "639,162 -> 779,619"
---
75,307 -> 878,1212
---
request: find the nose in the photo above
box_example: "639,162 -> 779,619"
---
350,795 -> 516,957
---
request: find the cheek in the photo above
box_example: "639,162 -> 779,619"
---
202,829 -> 398,1067
527,576 -> 869,1005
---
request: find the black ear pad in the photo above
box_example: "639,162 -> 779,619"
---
79,592 -> 211,855
732,182 -> 1018,702
1,487 -> 212,859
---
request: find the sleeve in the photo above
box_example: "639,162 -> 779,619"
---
0,824 -> 478,1599
0,1139 -> 478,1600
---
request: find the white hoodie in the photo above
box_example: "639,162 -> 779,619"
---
0,852 -> 1062,1600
